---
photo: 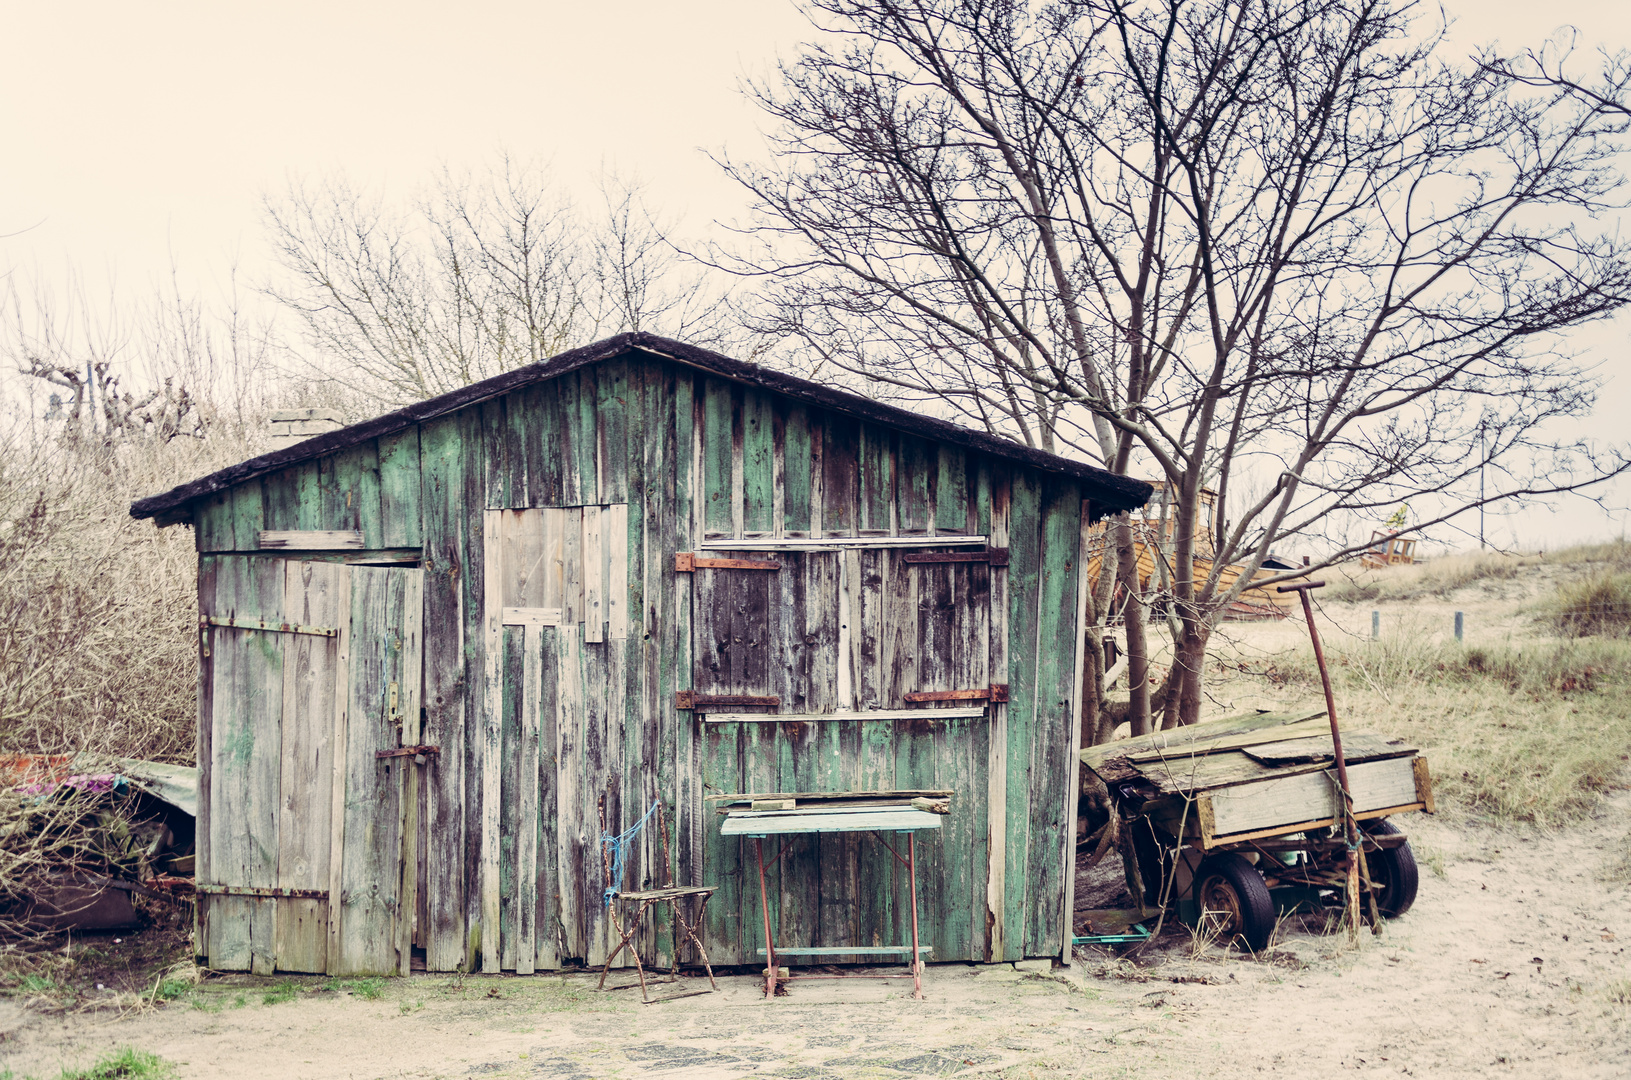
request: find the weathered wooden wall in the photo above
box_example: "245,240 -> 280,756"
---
191,351 -> 1090,971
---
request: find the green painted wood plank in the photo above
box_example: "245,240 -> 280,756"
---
858,425 -> 894,535
598,356 -> 630,505
337,565 -> 412,975
458,416 -> 490,968
292,461 -> 323,532
482,399 -> 508,511
377,427 -> 422,549
499,625 -> 524,971
672,370 -> 699,899
194,555 -> 219,961
1002,469 -> 1042,960
260,469 -> 299,535
573,368 -> 601,506
742,389 -> 774,535
701,378 -> 734,538
936,445 -> 970,533
534,626 -> 561,970
820,413 -> 858,536
1025,482 -> 1082,958
897,435 -> 932,535
329,442 -> 382,544
230,480 -> 266,551
779,403 -> 814,537
418,414 -> 471,971
194,491 -> 234,553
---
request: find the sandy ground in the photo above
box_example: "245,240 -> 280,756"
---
3,784 -> 1626,1080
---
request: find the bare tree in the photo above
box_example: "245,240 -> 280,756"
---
265,157 -> 736,405
715,0 -> 1631,731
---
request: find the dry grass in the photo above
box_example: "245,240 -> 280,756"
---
1543,572 -> 1631,638
1283,630 -> 1631,825
0,429 -> 264,763
1322,550 -> 1533,603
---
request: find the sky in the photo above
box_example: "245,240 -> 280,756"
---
3,0 -> 1630,550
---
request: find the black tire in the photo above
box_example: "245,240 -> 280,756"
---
1191,853 -> 1276,952
1362,818 -> 1419,918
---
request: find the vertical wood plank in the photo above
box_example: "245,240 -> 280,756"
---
936,445 -> 969,533
534,623 -> 561,970
195,556 -> 218,961
985,465 -> 1011,962
195,492 -> 234,552
858,425 -> 894,536
554,624 -> 586,961
702,378 -> 735,538
207,556 -> 284,973
324,563 -> 351,976
583,505 -> 604,644
275,560 -> 344,973
897,436 -> 932,535
517,624 -> 543,974
1025,482 -> 1082,958
418,415 -> 470,970
820,413 -> 859,537
480,510 -> 504,972
780,402 -> 813,537
597,357 -> 629,504
742,389 -> 774,536
606,503 -> 628,641
339,565 -> 421,976
230,480 -> 266,552
1060,499 -> 1092,965
378,428 -> 423,549
1003,470 -> 1042,957
396,569 -> 424,974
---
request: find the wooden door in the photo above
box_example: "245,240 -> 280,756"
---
481,506 -> 630,973
198,557 -> 423,976
691,543 -> 997,964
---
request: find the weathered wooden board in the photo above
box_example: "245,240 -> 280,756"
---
1207,755 -> 1425,839
274,560 -> 346,973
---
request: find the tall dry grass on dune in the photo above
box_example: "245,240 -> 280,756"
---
0,429 -> 263,764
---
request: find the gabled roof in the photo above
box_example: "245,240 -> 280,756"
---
130,333 -> 1153,523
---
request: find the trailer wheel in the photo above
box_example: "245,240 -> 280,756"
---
1362,819 -> 1419,918
1192,853 -> 1275,952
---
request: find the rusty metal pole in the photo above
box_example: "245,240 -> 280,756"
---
756,838 -> 777,997
907,833 -> 923,1000
1277,580 -> 1361,943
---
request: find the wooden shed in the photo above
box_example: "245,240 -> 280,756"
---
132,333 -> 1152,977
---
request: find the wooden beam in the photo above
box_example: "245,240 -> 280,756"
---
501,607 -> 562,626
902,548 -> 1010,566
700,535 -> 989,551
902,684 -> 1008,703
674,553 -> 781,572
259,530 -> 366,550
675,691 -> 780,710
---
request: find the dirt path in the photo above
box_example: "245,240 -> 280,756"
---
4,795 -> 1626,1080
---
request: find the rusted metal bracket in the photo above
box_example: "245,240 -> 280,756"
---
675,553 -> 781,572
676,692 -> 781,710
903,548 -> 1010,567
903,684 -> 1008,704
375,744 -> 441,760
199,615 -> 339,657
195,884 -> 328,899
199,616 -> 338,637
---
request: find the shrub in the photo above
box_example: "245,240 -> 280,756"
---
1548,573 -> 1631,638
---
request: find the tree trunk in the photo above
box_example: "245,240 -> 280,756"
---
1112,515 -> 1152,736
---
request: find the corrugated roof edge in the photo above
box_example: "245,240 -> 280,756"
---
130,332 -> 1153,523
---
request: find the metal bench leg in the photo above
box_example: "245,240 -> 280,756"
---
756,838 -> 777,998
908,833 -> 923,1000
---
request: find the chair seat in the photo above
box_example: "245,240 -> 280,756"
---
616,886 -> 717,902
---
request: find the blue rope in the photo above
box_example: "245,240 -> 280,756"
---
601,800 -> 661,907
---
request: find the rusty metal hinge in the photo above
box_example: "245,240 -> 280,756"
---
675,553 -> 781,572
376,744 -> 440,761
676,691 -> 781,710
903,684 -> 1009,704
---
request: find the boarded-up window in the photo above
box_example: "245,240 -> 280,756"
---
490,505 -> 628,641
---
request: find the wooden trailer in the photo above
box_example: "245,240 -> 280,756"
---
1080,709 -> 1433,950
132,333 -> 1152,976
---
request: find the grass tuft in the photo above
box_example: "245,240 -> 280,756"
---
1545,572 -> 1631,638
58,1048 -> 172,1080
